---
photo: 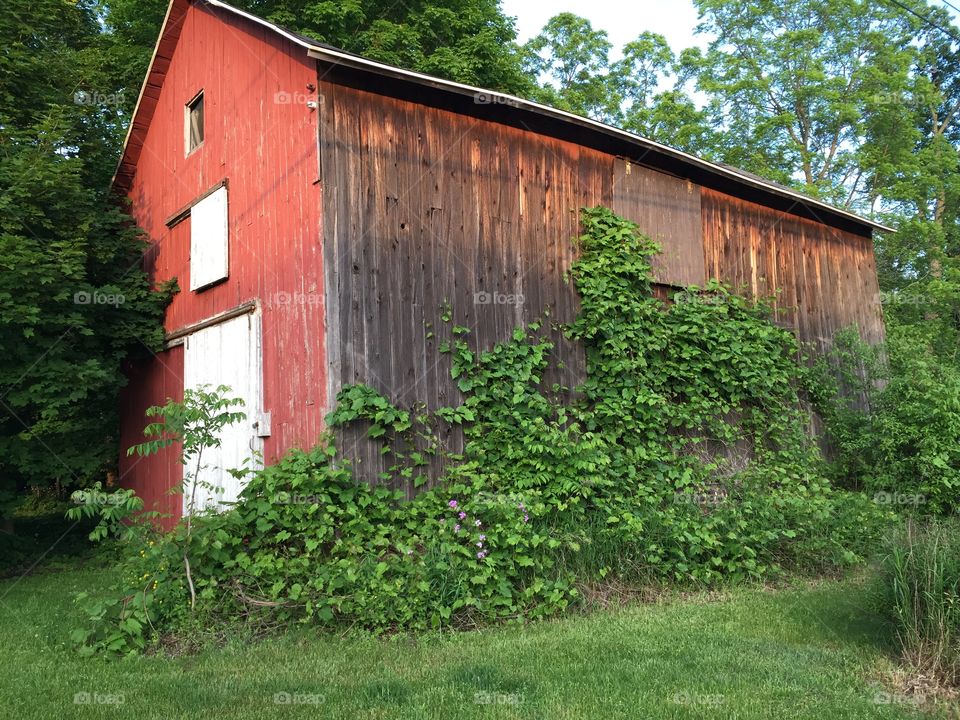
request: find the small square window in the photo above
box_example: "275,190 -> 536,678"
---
185,91 -> 204,155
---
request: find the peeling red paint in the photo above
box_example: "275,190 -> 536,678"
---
119,2 -> 326,523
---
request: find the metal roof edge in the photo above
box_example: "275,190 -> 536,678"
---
121,0 -> 895,235
110,0 -> 185,191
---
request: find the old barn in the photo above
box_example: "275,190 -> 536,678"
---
116,0 -> 890,521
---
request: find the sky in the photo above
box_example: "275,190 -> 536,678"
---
499,0 -> 710,59
500,0 -> 960,58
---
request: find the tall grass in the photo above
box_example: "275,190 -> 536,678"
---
878,519 -> 960,686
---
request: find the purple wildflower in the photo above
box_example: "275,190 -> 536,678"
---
454,524 -> 461,533
518,503 -> 525,511
477,550 -> 487,560
474,519 -> 482,527
479,534 -> 486,541
458,511 -> 467,520
523,514 -> 529,523
448,500 -> 458,508
476,541 -> 483,548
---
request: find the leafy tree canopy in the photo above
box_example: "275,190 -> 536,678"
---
0,0 -> 168,499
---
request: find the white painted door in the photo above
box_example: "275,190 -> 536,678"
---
182,312 -> 262,513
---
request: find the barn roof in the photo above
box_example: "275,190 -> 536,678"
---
113,0 -> 895,235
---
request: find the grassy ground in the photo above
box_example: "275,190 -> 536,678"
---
0,562 -> 953,719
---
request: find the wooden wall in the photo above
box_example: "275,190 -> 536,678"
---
118,346 -> 184,530
317,79 -> 709,484
701,188 -> 885,352
317,79 -> 886,486
611,162 -> 704,286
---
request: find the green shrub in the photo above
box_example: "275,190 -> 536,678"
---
73,446 -> 577,655
812,324 -> 960,513
875,519 -> 960,685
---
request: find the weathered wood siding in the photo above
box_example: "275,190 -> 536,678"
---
611,162 -> 704,286
317,81 -> 886,484
317,79 -> 706,484
701,188 -> 885,351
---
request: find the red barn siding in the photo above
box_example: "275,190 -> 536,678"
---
119,347 -> 184,529
122,3 -> 327,509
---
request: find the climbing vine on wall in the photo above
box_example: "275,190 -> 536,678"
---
325,206 -> 890,584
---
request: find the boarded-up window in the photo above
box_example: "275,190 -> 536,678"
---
190,186 -> 228,290
185,91 -> 204,154
610,160 -> 705,287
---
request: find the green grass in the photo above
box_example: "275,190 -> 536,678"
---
0,563 -> 949,719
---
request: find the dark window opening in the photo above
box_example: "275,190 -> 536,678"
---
186,92 -> 204,154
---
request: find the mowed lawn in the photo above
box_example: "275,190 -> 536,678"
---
0,563 -> 946,719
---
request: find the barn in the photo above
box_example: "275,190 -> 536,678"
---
116,0 -> 891,523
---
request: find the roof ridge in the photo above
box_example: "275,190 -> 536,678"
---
113,0 -> 894,234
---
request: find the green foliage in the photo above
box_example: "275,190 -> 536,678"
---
568,208 -> 816,472
327,384 -> 440,490
522,13 -> 613,119
688,0 -> 919,208
77,208 -> 895,655
0,0 -> 170,496
521,15 -> 712,153
73,445 -> 576,654
127,385 -> 247,470
66,482 -> 146,542
70,526 -> 168,657
70,387 -> 246,655
812,324 -> 960,514
99,0 -> 534,102
874,519 -> 960,685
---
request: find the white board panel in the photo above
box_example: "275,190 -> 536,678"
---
189,186 -> 229,290
182,312 -> 262,513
